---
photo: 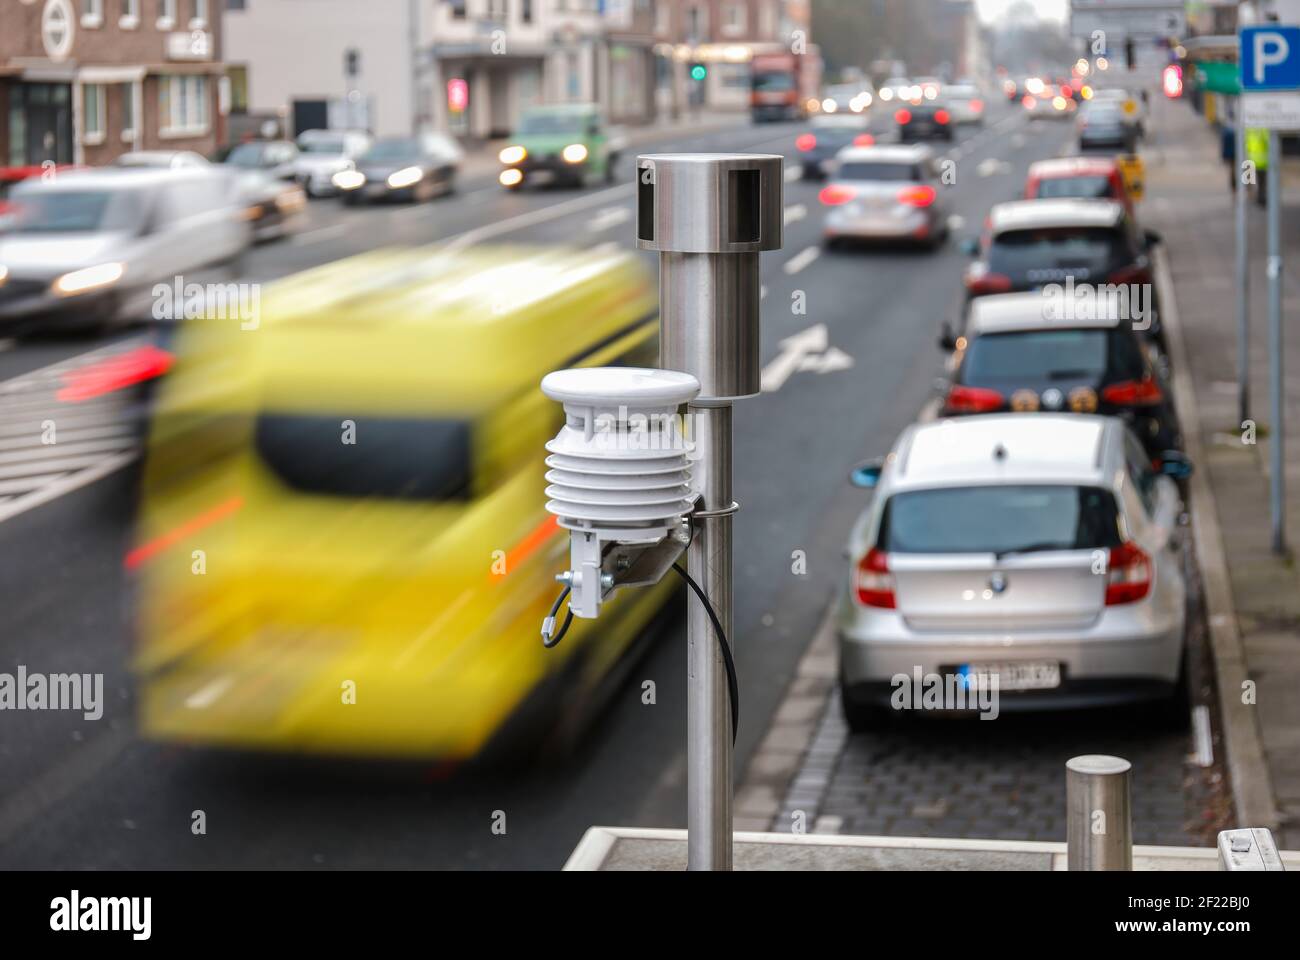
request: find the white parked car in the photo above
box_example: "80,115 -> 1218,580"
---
292,129 -> 372,197
835,414 -> 1191,730
0,168 -> 249,333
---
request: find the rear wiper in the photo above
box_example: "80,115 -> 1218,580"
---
994,541 -> 1073,560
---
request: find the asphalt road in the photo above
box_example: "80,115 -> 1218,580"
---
0,100 -> 1181,868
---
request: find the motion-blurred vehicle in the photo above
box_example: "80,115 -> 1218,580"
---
820,81 -> 874,115
132,244 -> 676,760
940,83 -> 985,124
335,133 -> 462,204
1088,87 -> 1144,136
894,101 -> 953,141
820,144 -> 949,249
292,129 -> 372,197
962,200 -> 1161,346
938,292 -> 1180,457
113,150 -> 210,169
795,113 -> 875,180
0,165 -> 77,227
1021,85 -> 1076,119
0,167 -> 248,334
877,76 -> 913,103
497,104 -> 624,189
1001,77 -> 1021,101
1077,100 -> 1139,152
836,414 -> 1191,730
1024,157 -> 1136,214
222,139 -> 301,180
750,45 -> 823,121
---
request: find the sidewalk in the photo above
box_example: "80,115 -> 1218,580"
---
458,110 -> 749,178
1143,94 -> 1300,848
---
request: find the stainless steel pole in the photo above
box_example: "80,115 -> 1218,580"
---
1237,110 -> 1251,425
1268,131 -> 1285,555
1066,755 -> 1133,871
686,405 -> 733,870
637,153 -> 783,870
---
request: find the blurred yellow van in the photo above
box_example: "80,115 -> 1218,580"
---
131,244 -> 676,760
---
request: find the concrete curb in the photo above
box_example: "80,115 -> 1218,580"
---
1154,243 -> 1282,831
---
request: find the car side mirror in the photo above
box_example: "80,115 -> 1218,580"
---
849,458 -> 885,489
1144,228 -> 1163,248
1157,450 -> 1193,479
960,237 -> 980,256
938,322 -> 958,351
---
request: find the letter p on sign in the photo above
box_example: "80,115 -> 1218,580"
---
1256,33 -> 1290,84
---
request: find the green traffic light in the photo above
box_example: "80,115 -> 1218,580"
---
691,64 -> 707,81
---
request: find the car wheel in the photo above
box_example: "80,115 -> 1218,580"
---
839,665 -> 892,733
605,153 -> 618,184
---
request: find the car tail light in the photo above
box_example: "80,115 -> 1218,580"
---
1104,541 -> 1151,605
897,184 -> 936,207
1101,375 -> 1163,407
796,133 -> 817,152
944,384 -> 1004,413
819,184 -> 857,206
853,133 -> 876,146
970,99 -> 984,112
895,108 -> 912,124
1021,95 -> 1036,109
855,547 -> 895,608
935,109 -> 951,125
964,271 -> 1013,294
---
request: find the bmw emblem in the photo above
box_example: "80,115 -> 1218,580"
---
1041,388 -> 1065,410
989,572 -> 1008,594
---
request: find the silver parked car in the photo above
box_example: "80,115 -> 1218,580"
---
820,144 -> 950,250
292,129 -> 372,197
835,414 -> 1191,729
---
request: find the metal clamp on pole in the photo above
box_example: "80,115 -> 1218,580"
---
1066,755 -> 1133,871
637,152 -> 783,870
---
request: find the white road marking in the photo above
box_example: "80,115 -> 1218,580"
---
587,241 -> 620,257
976,157 -> 1011,177
947,214 -> 966,232
783,203 -> 807,226
1192,704 -> 1214,767
760,323 -> 853,392
587,205 -> 632,232
782,245 -> 820,275
784,164 -> 800,183
441,182 -> 631,252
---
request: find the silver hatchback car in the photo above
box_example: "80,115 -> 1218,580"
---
820,144 -> 950,250
835,414 -> 1191,729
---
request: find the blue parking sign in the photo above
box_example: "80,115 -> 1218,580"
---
1241,25 -> 1300,91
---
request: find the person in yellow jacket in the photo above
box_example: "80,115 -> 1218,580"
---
1247,126 -> 1270,207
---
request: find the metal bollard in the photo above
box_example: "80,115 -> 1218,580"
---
636,153 -> 783,870
1066,755 -> 1133,871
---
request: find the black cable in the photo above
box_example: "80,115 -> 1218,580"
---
671,563 -> 739,745
541,584 -> 575,649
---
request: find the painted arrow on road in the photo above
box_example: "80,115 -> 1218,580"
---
760,324 -> 854,392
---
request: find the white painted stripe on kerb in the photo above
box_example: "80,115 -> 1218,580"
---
1192,704 -> 1214,768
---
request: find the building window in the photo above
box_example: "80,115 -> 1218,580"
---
522,0 -> 532,24
120,83 -> 137,141
227,0 -> 246,9
228,65 -> 249,114
159,75 -> 209,136
158,0 -> 176,27
81,0 -> 103,28
722,1 -> 745,35
686,4 -> 706,42
83,83 -> 106,144
654,0 -> 670,36
487,0 -> 506,20
120,0 -> 138,28
448,0 -> 466,19
192,0 -> 208,27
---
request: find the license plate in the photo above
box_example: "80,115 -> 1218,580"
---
957,661 -> 1061,691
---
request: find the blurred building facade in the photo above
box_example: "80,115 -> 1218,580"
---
224,1 -> 813,144
0,0 -> 226,166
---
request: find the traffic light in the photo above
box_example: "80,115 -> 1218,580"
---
1125,38 -> 1135,71
345,48 -> 360,78
690,63 -> 707,82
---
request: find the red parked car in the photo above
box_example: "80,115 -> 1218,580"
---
1024,157 -> 1135,215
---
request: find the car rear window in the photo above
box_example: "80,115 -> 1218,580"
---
837,162 -> 920,182
879,485 -> 1123,555
1034,176 -> 1115,201
255,413 -> 472,500
988,226 -> 1131,281
961,328 -> 1146,384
